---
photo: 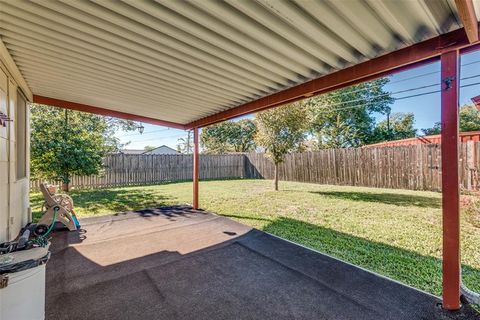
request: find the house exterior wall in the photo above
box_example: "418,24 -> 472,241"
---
0,66 -> 9,243
0,60 -> 30,243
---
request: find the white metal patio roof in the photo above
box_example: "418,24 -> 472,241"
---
0,0 -> 479,126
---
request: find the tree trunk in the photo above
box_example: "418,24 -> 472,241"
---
62,182 -> 69,192
274,162 -> 279,191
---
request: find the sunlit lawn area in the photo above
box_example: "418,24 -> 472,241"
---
30,179 -> 480,297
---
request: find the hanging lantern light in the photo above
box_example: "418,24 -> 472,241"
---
138,123 -> 145,134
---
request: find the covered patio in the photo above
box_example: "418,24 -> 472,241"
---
46,205 -> 478,320
1,0 -> 480,318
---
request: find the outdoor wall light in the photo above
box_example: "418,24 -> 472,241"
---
0,112 -> 11,127
138,123 -> 145,134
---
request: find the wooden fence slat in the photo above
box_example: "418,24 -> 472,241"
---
31,143 -> 480,192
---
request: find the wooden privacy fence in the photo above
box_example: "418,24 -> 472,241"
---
31,142 -> 480,192
30,154 -> 245,190
245,142 -> 480,192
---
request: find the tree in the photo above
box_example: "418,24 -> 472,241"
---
30,104 -> 138,191
371,112 -> 417,143
421,104 -> 480,135
421,122 -> 441,135
177,131 -> 193,154
307,78 -> 393,149
255,103 -> 307,191
459,104 -> 480,131
201,119 -> 257,154
144,145 -> 156,152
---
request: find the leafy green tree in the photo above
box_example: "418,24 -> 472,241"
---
421,122 -> 441,135
421,104 -> 480,135
177,131 -> 193,154
144,145 -> 156,152
371,112 -> 417,143
201,119 -> 257,154
458,104 -> 480,132
30,104 -> 137,191
255,103 -> 307,191
307,78 -> 393,149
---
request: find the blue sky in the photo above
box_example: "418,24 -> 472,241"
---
115,50 -> 480,150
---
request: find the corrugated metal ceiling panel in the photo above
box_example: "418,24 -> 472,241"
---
0,0 -> 476,125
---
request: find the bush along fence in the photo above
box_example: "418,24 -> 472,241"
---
31,142 -> 480,192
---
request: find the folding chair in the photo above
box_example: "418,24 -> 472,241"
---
36,183 -> 79,233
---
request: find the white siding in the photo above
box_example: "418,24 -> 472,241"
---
0,67 -> 9,243
0,60 -> 30,242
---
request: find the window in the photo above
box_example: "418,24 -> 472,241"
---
16,90 -> 27,179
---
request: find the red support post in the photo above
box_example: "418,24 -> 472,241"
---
193,127 -> 199,210
441,50 -> 461,310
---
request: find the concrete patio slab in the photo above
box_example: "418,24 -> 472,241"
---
45,205 -> 479,320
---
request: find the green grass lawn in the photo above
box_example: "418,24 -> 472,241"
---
30,179 -> 480,298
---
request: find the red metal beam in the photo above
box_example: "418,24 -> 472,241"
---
186,24 -> 480,129
455,0 -> 479,43
193,127 -> 199,210
441,50 -> 461,311
33,95 -> 186,130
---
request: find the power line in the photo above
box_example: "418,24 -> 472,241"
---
127,78 -> 480,143
122,133 -> 187,143
322,82 -> 439,109
388,59 -> 480,84
460,81 -> 480,89
318,80 -> 480,113
388,70 -> 439,85
322,59 -> 480,99
151,79 -> 480,146
120,68 -> 480,144
312,73 -> 480,109
460,74 -> 480,81
120,127 -> 171,138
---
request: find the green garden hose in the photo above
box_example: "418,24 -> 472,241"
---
32,207 -> 58,247
461,279 -> 480,305
41,207 -> 58,238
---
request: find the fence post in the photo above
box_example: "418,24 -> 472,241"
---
466,140 -> 474,190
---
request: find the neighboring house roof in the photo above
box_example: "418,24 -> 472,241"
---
143,145 -> 179,155
365,131 -> 480,148
472,95 -> 480,110
118,149 -> 145,155
119,145 -> 179,155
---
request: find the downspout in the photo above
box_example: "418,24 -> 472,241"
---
6,81 -> 11,240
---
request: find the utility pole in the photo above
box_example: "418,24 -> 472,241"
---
386,110 -> 391,140
186,130 -> 192,154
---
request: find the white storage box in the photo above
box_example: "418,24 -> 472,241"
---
0,246 -> 50,320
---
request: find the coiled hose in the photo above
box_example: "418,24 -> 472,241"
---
31,207 -> 58,247
461,280 -> 480,305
